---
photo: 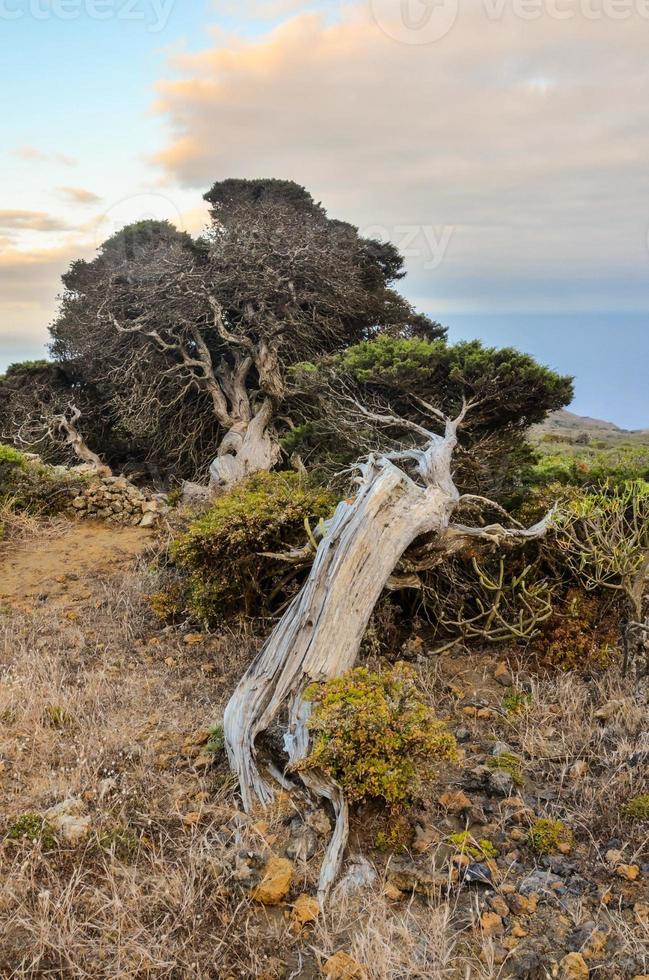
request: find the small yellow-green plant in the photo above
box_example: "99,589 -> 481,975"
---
206,723 -> 225,755
622,795 -> 649,821
448,831 -> 498,860
527,818 -> 573,855
301,664 -> 457,809
97,825 -> 142,862
44,704 -> 73,729
6,813 -> 56,848
502,688 -> 532,716
487,751 -> 524,786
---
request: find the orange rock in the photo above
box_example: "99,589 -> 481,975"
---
634,902 -> 649,928
480,911 -> 504,936
477,708 -> 496,720
511,923 -> 528,938
251,857 -> 294,906
383,883 -> 405,901
322,950 -> 365,979
182,811 -> 202,827
559,952 -> 589,979
511,893 -> 538,915
490,896 -> 509,918
292,894 -> 320,925
616,864 -> 640,881
438,790 -> 472,813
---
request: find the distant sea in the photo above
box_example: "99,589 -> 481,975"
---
443,312 -> 649,431
2,312 -> 647,432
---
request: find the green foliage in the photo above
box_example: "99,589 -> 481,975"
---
288,336 -> 572,500
0,443 -> 28,470
301,664 -> 457,808
97,825 -> 142,861
526,818 -> 573,855
171,471 -> 337,622
502,688 -> 533,715
339,335 -> 573,428
44,704 -> 73,730
448,831 -> 498,859
487,752 -> 524,786
206,723 -> 225,755
529,439 -> 649,489
6,813 -> 56,848
622,795 -> 649,821
0,451 -> 87,517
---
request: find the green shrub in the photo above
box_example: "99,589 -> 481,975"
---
301,664 -> 457,809
206,723 -> 225,755
448,831 -> 498,860
6,813 -> 56,848
622,795 -> 649,821
170,471 -> 336,622
527,818 -> 573,855
538,588 -> 618,671
0,443 -> 28,473
97,825 -> 142,862
502,688 -> 532,715
0,444 -> 86,516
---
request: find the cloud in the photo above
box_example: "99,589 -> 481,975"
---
0,243 -> 93,367
0,210 -> 70,233
13,145 -> 78,167
57,186 -> 102,205
152,6 -> 649,311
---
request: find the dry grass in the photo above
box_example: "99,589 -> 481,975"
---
1,524 -> 647,978
0,559 -> 479,979
0,499 -> 70,548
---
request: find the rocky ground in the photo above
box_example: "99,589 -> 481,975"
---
0,517 -> 647,978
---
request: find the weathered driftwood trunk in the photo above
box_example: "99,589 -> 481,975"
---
224,403 -> 549,900
224,408 -> 467,897
54,404 -> 112,477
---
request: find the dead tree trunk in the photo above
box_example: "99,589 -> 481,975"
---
224,401 -> 550,900
53,404 -> 112,477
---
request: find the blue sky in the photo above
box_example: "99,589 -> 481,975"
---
2,0 -> 649,428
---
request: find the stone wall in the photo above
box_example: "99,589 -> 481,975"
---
69,476 -> 167,527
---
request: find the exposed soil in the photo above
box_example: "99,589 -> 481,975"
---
0,520 -> 151,611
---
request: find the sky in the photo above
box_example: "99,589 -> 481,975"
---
1,0 -> 649,427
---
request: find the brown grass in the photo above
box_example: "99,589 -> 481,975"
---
1,526 -> 647,979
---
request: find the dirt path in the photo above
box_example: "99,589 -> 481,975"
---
0,520 -> 152,610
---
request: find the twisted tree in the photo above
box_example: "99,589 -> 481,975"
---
50,180 -> 441,488
224,395 -> 553,902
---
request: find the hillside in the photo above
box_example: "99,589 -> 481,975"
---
532,410 -> 649,445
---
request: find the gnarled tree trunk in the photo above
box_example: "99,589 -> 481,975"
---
209,399 -> 281,491
53,404 -> 112,477
224,402 -> 551,901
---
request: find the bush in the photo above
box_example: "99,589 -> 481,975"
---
622,795 -> 649,821
301,664 -> 457,809
0,443 -> 86,516
527,818 -> 573,855
538,588 -> 619,671
6,813 -> 56,848
170,471 -> 337,622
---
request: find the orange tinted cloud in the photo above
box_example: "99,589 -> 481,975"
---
152,7 -> 649,310
0,210 -> 70,233
57,187 -> 102,205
